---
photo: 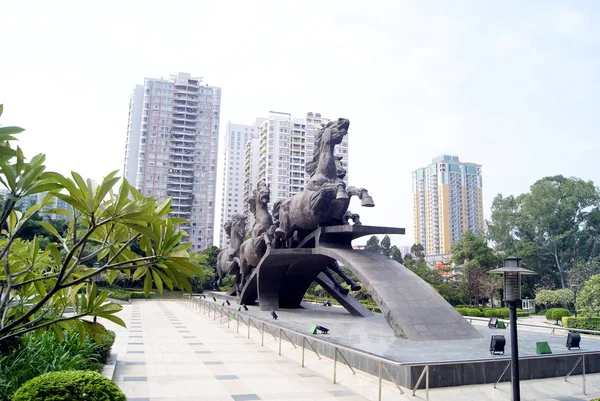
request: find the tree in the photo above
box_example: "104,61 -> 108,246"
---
461,265 -> 488,306
390,245 -> 403,264
488,176 -> 600,288
575,274 -> 600,317
410,243 -> 425,262
364,236 -> 381,253
380,235 -> 392,257
0,106 -> 203,343
451,231 -> 499,268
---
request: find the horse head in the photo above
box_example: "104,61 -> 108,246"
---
228,214 -> 247,248
255,180 -> 270,206
306,118 -> 349,177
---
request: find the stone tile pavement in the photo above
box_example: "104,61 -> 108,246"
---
106,300 -> 369,401
103,300 -> 600,401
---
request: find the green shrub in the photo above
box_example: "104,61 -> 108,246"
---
465,308 -> 483,317
0,330 -> 116,401
130,291 -> 153,299
517,311 -> 530,317
455,308 -> 468,316
12,370 -> 126,401
483,308 -> 509,318
455,304 -> 470,309
562,317 -> 600,332
546,308 -> 571,324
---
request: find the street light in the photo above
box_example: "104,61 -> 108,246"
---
489,257 -> 536,401
570,283 -> 579,318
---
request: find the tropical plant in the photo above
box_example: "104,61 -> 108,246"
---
0,105 -> 204,344
0,330 -> 115,400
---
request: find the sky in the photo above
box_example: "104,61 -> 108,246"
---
1,1 -> 599,247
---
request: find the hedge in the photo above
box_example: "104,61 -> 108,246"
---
562,317 -> 600,332
12,370 -> 126,401
545,308 -> 571,324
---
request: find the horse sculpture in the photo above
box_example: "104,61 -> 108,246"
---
236,181 -> 275,289
275,118 -> 374,244
216,214 -> 246,294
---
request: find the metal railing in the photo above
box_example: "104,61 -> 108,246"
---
465,316 -> 600,336
182,295 -> 597,401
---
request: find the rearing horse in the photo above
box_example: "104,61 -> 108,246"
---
236,181 -> 274,289
216,214 -> 246,294
276,118 -> 374,243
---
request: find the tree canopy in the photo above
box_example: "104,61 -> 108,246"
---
488,175 -> 600,288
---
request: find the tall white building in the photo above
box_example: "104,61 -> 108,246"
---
123,72 -> 221,251
241,111 -> 349,218
219,122 -> 256,248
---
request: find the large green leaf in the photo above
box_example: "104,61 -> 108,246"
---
39,221 -> 62,241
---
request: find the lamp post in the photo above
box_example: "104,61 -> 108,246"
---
570,283 -> 578,318
489,257 -> 536,401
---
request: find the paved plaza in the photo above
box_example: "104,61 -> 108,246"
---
104,300 -> 600,401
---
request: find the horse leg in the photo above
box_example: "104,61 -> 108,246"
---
323,267 -> 350,295
359,188 -> 375,207
329,262 -> 361,291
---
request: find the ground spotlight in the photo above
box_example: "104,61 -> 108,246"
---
322,301 -> 332,307
566,332 -> 581,350
243,304 -> 249,311
222,302 -> 225,306
271,311 -> 278,320
238,306 -> 241,311
226,300 -> 230,306
213,297 -> 217,302
310,325 -> 329,334
487,317 -> 498,329
489,335 -> 506,355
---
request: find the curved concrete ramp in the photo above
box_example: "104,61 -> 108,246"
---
317,247 -> 482,341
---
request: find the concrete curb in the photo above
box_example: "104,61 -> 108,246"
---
102,352 -> 118,381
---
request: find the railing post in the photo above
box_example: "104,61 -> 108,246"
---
583,354 -> 586,395
378,361 -> 382,401
334,348 -> 338,384
248,318 -> 251,339
426,365 -> 429,401
278,328 -> 282,355
302,338 -> 305,367
261,323 -> 265,346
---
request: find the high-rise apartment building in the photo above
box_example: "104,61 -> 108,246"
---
412,155 -> 483,256
242,111 -> 348,213
219,122 -> 256,248
123,72 -> 221,250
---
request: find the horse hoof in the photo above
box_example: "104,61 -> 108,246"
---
336,191 -> 349,200
361,196 -> 375,207
339,287 -> 350,295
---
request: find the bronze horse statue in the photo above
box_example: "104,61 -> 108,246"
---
236,181 -> 275,289
275,118 -> 374,244
216,214 -> 246,294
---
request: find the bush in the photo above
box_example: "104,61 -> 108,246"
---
484,308 -> 509,318
563,317 -> 600,332
130,291 -> 153,299
455,308 -> 468,316
546,308 -> 572,324
12,370 -> 126,401
465,308 -> 483,317
0,330 -> 116,401
517,311 -> 531,317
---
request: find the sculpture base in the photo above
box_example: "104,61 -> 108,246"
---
217,301 -> 600,389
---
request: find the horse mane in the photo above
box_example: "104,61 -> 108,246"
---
305,122 -> 331,176
223,221 -> 232,237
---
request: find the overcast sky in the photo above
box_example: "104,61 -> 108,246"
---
1,1 -> 599,247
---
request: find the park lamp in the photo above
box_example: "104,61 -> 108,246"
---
92,262 -> 102,283
488,257 -> 536,401
489,257 -> 536,302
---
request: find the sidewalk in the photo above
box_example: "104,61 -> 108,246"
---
103,301 -> 600,401
107,300 -> 368,401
